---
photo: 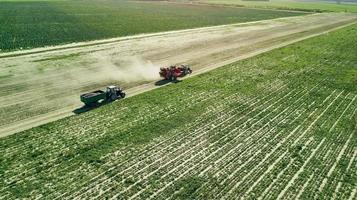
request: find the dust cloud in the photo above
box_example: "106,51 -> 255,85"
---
44,52 -> 163,98
84,52 -> 160,84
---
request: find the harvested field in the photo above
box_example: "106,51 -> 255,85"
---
0,18 -> 356,199
0,13 -> 356,137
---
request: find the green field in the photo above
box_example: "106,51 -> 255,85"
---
1,20 -> 356,198
199,0 -> 357,12
0,0 -> 305,51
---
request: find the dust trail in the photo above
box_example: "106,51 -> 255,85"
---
82,52 -> 160,84
45,52 -> 161,92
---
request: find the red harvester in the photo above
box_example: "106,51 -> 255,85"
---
159,64 -> 192,81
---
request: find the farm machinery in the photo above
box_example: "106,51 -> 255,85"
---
159,64 -> 192,81
80,85 -> 125,107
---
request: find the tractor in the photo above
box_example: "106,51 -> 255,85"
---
80,85 -> 125,107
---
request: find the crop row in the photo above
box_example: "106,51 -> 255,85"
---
57,83 -> 290,199
1,77 -> 287,198
1,90 -> 220,191
85,85 -> 351,199
74,85 -> 328,199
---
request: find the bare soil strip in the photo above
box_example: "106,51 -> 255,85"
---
0,13 -> 356,137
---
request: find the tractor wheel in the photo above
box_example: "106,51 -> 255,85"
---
111,95 -> 117,101
121,93 -> 126,98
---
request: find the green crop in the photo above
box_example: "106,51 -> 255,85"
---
0,0 -> 305,51
0,21 -> 356,199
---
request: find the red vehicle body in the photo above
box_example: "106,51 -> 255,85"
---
159,65 -> 192,81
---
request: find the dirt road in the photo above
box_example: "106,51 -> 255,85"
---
0,13 -> 356,137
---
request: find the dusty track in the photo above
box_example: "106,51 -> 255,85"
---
0,13 -> 356,137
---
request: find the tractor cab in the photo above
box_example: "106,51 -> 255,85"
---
106,86 -> 126,101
